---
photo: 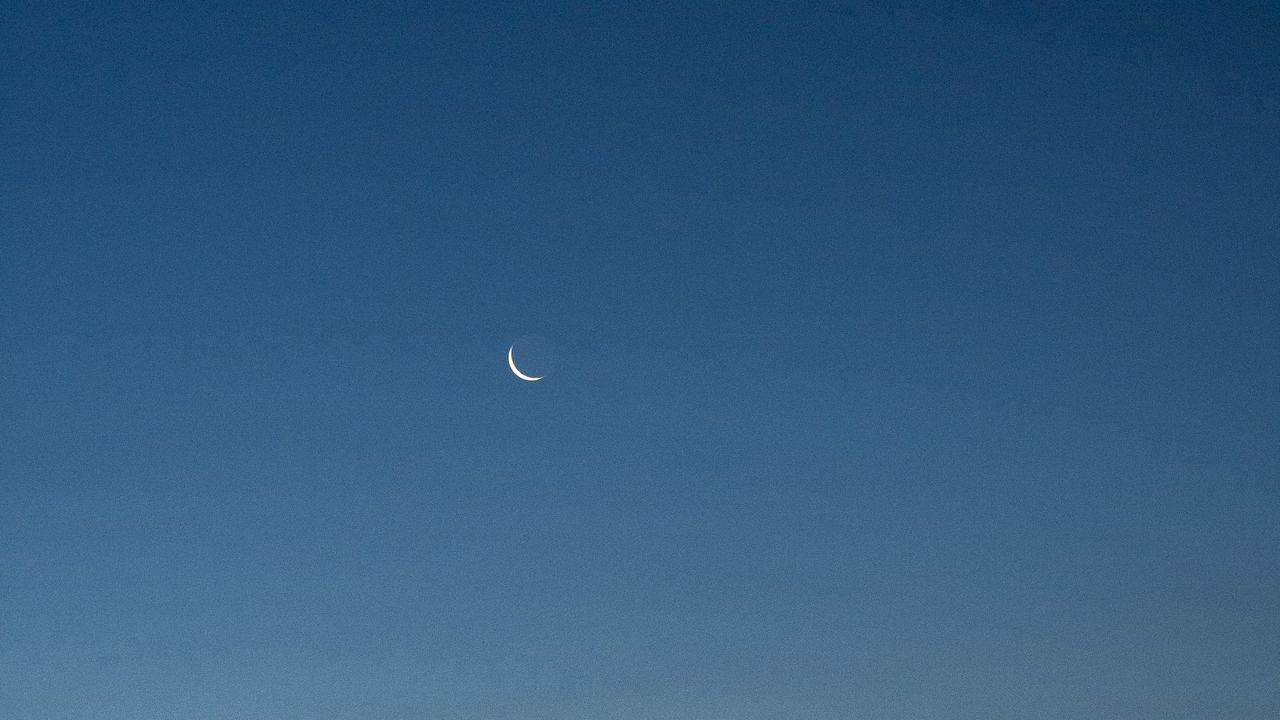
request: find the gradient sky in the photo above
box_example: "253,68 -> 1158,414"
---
3,2 -> 1278,718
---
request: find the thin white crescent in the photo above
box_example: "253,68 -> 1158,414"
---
508,345 -> 543,382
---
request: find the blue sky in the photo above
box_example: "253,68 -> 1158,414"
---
2,2 -> 1278,718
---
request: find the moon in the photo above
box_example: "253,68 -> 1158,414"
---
508,345 -> 543,382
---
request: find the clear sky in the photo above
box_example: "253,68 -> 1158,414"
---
3,2 -> 1278,718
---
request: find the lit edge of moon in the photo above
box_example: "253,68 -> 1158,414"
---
508,345 -> 544,382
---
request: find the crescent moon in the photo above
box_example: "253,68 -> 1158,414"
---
508,345 -> 543,382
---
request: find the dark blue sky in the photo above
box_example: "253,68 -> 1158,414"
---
3,2 -> 1278,717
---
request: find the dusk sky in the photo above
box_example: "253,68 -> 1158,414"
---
3,2 -> 1278,718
